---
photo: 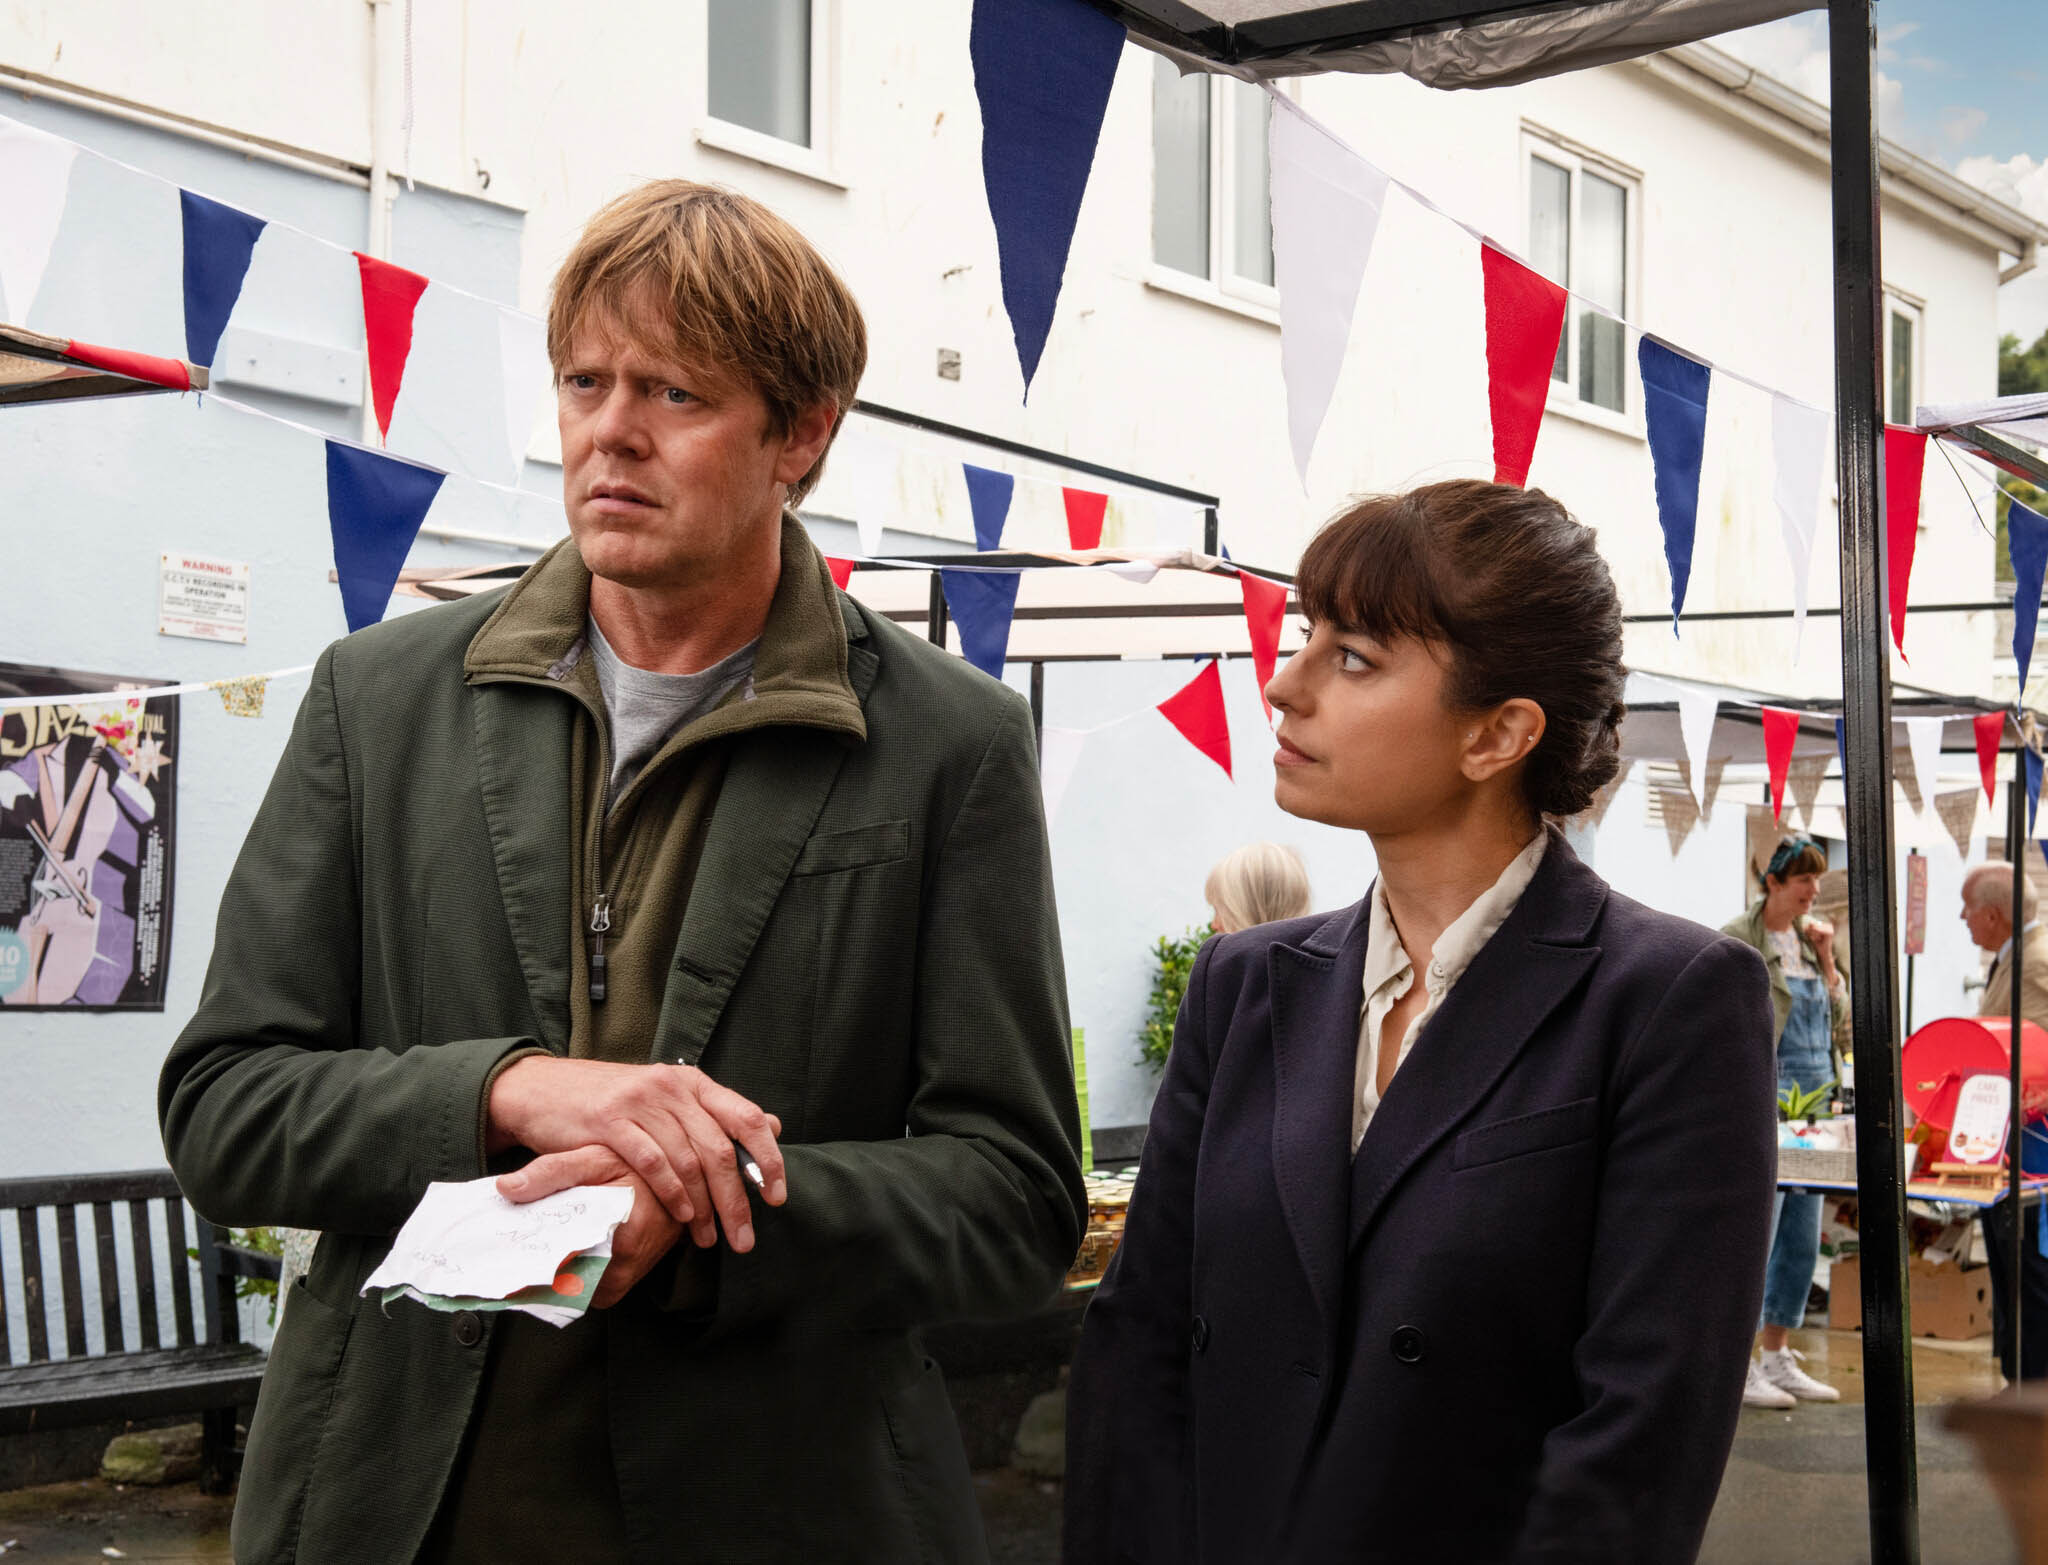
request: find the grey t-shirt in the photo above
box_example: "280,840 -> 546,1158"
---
586,616 -> 756,804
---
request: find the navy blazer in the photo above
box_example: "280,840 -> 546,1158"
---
1065,837 -> 1776,1565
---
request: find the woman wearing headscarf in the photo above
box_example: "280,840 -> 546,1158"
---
1065,482 -> 1778,1565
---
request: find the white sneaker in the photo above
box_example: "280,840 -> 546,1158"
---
1758,1347 -> 1840,1403
1743,1359 -> 1796,1408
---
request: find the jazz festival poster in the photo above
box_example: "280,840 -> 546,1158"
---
0,662 -> 177,1010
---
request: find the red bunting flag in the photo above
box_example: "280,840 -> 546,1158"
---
355,252 -> 431,443
825,556 -> 856,591
1158,660 -> 1232,780
1761,707 -> 1801,822
1062,487 -> 1108,550
1885,425 -> 1928,655
63,338 -> 191,392
1239,571 -> 1287,722
1480,244 -> 1568,489
1975,710 -> 2007,805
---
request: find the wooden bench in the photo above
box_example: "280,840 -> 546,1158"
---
0,1169 -> 279,1492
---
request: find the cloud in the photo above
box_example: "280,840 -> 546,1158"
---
1956,152 -> 2048,224
1943,106 -> 1991,148
1716,17 -> 1906,126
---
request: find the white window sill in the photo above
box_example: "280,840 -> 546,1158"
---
1543,392 -> 1644,443
695,119 -> 849,191
1143,266 -> 1280,327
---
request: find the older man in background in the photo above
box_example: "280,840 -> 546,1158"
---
1963,862 -> 2048,1380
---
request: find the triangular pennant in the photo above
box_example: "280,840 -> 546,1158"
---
1936,789 -> 1980,861
1239,571 -> 1288,722
1158,660 -> 1232,780
1893,740 -> 1924,815
496,306 -> 551,484
1582,766 -> 1628,829
969,0 -> 1124,395
1976,711 -> 2008,806
941,569 -> 1020,680
179,189 -> 266,369
1771,394 -> 1829,655
833,435 -> 895,557
2010,498 -> 2048,693
1062,487 -> 1108,551
354,252 -> 431,443
1904,717 -> 1946,816
0,120 -> 78,323
212,674 -> 270,719
1761,707 -> 1801,823
1479,243 -> 1567,488
326,441 -> 446,632
1658,787 -> 1701,856
1270,95 -> 1390,485
825,556 -> 856,592
1786,755 -> 1830,825
1638,338 -> 1711,632
1039,726 -> 1088,825
2029,747 -> 2044,839
1884,425 -> 1928,655
1700,755 -> 1730,822
1675,688 -> 1718,807
962,463 -> 1016,552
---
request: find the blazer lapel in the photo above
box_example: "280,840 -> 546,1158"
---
1268,902 -> 1369,1340
1347,839 -> 1606,1253
653,629 -> 878,1066
470,680 -> 577,1049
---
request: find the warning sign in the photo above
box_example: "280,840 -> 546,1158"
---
159,552 -> 250,644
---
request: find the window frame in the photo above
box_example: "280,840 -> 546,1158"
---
1520,127 -> 1644,439
696,0 -> 846,190
1147,70 -> 1284,319
1884,289 -> 1924,429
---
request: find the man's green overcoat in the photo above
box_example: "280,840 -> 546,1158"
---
159,535 -> 1086,1564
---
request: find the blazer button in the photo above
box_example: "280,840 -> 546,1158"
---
1191,1315 -> 1211,1354
1390,1325 -> 1426,1364
453,1310 -> 484,1348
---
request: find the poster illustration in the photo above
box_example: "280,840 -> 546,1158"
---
0,663 -> 178,1010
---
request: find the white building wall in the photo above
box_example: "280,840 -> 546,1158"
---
0,2 -> 2031,1177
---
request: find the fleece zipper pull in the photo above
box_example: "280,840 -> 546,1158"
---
588,893 -> 612,1004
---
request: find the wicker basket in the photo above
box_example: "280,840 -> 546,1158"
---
1778,1145 -> 1858,1185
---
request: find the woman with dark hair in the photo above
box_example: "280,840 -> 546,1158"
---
1065,481 -> 1778,1565
1722,836 -> 1850,1408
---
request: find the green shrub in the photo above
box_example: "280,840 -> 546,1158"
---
1141,927 -> 1213,1070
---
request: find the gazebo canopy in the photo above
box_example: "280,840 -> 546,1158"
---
1916,393 -> 2048,490
0,323 -> 204,408
1092,0 -> 1815,86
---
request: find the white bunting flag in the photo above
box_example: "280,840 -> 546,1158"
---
1771,393 -> 1829,657
497,306 -> 552,485
1676,688 -> 1719,807
831,434 -> 895,558
1270,93 -> 1391,487
1039,726 -> 1088,825
1903,717 -> 1946,817
0,119 -> 79,324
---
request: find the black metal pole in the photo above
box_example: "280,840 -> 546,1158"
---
1203,505 -> 1220,558
1829,3 -> 1917,1559
1030,661 -> 1045,748
2008,732 -> 2025,1381
926,573 -> 949,649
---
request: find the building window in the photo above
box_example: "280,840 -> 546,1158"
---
1152,58 -> 1274,296
1886,294 -> 1922,426
1525,140 -> 1634,416
708,0 -> 818,149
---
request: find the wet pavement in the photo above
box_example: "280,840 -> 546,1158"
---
0,1327 -> 2021,1563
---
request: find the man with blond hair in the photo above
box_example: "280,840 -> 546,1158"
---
162,181 -> 1084,1563
1962,860 -> 2048,1379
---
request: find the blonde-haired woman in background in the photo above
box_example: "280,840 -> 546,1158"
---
1204,842 -> 1312,934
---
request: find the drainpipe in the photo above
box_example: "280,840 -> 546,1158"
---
2002,238 -> 2039,289
363,0 -> 400,443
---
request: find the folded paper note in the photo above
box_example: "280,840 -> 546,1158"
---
362,1177 -> 635,1328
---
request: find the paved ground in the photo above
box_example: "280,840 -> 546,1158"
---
0,1327 -> 2020,1564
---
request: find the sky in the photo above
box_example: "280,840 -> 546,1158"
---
1718,2 -> 2048,347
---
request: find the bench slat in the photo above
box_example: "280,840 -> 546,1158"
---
16,1209 -> 47,1363
93,1201 -> 123,1354
0,1171 -> 181,1210
129,1200 -> 161,1352
164,1201 -> 196,1349
53,1205 -> 86,1359
0,1344 -> 266,1436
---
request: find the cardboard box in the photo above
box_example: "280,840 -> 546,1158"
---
1829,1254 -> 1992,1340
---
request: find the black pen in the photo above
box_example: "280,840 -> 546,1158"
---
734,1140 -> 766,1192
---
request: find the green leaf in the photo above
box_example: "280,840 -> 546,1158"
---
1140,926 -> 1213,1071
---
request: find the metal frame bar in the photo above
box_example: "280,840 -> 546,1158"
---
2006,734 -> 2026,1385
1948,424 -> 2048,491
1830,4 -> 1917,1559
